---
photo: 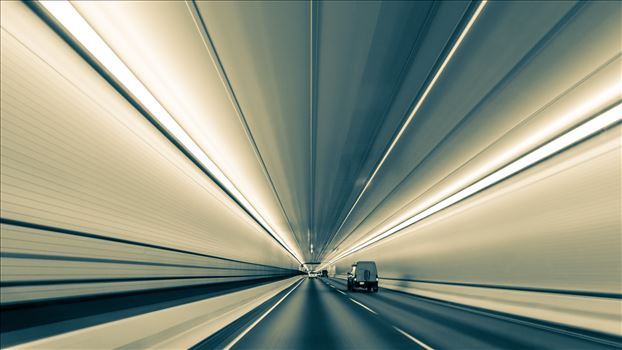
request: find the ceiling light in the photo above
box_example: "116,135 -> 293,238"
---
331,0 -> 489,241
325,101 -> 621,267
37,0 -> 304,264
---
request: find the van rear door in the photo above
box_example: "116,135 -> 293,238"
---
355,262 -> 377,281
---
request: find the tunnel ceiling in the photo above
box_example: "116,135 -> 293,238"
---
66,1 -> 616,264
189,0 -> 470,263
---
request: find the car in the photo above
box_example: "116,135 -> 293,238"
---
321,269 -> 328,277
308,271 -> 318,278
346,261 -> 378,292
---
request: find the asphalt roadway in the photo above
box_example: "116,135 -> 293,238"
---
225,277 -> 621,350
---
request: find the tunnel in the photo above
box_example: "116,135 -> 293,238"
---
1,0 -> 621,349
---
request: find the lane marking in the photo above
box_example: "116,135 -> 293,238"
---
393,326 -> 434,350
403,294 -> 622,348
349,298 -> 378,315
335,283 -> 432,350
222,278 -> 305,350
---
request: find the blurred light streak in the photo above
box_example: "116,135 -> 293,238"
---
37,0 -> 304,264
331,0 -> 489,241
325,100 -> 622,267
367,80 -> 622,245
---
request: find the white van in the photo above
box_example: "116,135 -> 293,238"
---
347,261 -> 378,292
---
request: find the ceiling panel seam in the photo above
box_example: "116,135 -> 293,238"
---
186,0 -> 304,255
325,1 -> 589,255
25,0 -> 302,263
317,1 -> 440,260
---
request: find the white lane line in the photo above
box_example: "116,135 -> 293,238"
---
223,278 -> 304,350
406,295 -> 621,348
349,298 -> 378,315
393,326 -> 434,350
337,290 -> 347,296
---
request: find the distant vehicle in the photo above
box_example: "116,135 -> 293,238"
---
321,270 -> 328,277
308,271 -> 318,278
347,261 -> 378,292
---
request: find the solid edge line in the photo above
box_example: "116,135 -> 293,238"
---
398,291 -> 622,348
393,326 -> 434,350
222,277 -> 304,350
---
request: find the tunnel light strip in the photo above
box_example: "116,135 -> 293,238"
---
38,0 -> 304,264
332,0 -> 488,240
325,102 -> 622,267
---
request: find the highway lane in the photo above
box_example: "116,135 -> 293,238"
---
227,277 -> 620,350
0,276 -> 294,348
326,278 -> 620,350
231,277 -> 422,349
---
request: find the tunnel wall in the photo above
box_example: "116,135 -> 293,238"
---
328,1 -> 622,336
0,1 -> 299,306
333,125 -> 622,335
0,222 -> 297,305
